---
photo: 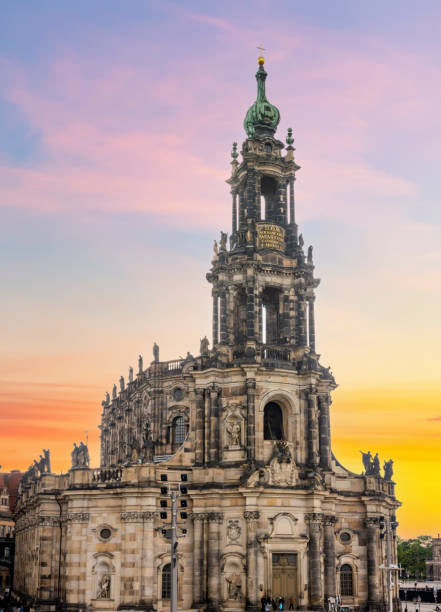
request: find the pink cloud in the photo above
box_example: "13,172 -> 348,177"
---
0,18 -> 439,231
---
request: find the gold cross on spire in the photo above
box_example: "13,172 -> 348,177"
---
257,45 -> 266,65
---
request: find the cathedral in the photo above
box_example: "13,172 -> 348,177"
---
14,57 -> 400,612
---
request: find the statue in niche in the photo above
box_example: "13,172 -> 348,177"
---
226,418 -> 241,447
200,336 -> 209,356
153,342 -> 159,362
105,391 -> 110,405
97,574 -> 111,599
128,366 -> 133,383
227,520 -> 241,543
119,376 -> 125,391
220,231 -> 228,251
225,573 -> 242,600
383,458 -> 394,481
298,233 -> 304,247
307,245 -> 313,263
246,219 -> 253,243
138,354 -> 143,374
142,422 -> 154,463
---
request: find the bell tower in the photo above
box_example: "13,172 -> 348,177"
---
207,55 -> 319,365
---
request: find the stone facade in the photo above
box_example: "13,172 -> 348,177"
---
14,59 -> 401,612
426,537 -> 441,580
0,471 -> 23,593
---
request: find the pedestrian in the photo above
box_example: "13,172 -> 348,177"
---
279,596 -> 285,611
289,596 -> 294,610
272,598 -> 277,611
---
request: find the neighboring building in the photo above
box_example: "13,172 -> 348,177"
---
14,58 -> 401,612
426,536 -> 441,580
0,470 -> 23,592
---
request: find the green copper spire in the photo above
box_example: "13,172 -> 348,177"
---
243,57 -> 280,137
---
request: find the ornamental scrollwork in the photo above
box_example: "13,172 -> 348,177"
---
191,513 -> 209,521
66,512 -> 90,523
243,510 -> 260,522
305,512 -> 323,525
39,516 -> 60,527
120,511 -> 155,522
207,512 -> 224,523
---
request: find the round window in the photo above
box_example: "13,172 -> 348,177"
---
340,532 -> 351,543
173,388 -> 184,401
100,528 -> 112,540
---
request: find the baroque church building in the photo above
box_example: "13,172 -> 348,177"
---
14,58 -> 400,612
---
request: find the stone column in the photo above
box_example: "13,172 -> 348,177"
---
289,176 -> 295,225
204,389 -> 211,466
246,284 -> 256,341
142,512 -> 155,609
246,378 -> 256,464
366,517 -> 380,609
212,292 -> 219,346
308,297 -> 316,352
289,291 -> 296,344
244,511 -> 260,612
227,286 -> 237,345
191,514 -> 205,606
232,191 -> 238,234
280,290 -> 290,343
307,391 -> 320,468
323,516 -> 337,603
194,389 -> 205,466
220,291 -> 228,344
306,513 -> 324,610
207,512 -> 223,611
296,294 -> 307,347
209,386 -> 220,464
318,394 -> 332,471
256,536 -> 266,600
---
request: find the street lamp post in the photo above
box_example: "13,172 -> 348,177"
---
170,490 -> 178,612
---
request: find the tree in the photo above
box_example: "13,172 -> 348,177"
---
397,536 -> 432,579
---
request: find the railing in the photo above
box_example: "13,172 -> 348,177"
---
166,359 -> 185,373
261,346 -> 292,362
91,467 -> 122,483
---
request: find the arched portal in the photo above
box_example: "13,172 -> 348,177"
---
264,402 -> 284,440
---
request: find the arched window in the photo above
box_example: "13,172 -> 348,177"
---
162,563 -> 171,600
264,402 -> 284,440
173,416 -> 186,447
340,564 -> 353,596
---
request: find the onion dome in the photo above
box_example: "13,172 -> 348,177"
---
243,56 -> 280,137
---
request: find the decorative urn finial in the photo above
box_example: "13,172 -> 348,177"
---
243,56 -> 280,137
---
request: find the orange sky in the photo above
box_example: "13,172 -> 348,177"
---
1,377 -> 439,539
1,1 -> 441,543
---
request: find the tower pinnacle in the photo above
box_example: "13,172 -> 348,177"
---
243,58 -> 280,137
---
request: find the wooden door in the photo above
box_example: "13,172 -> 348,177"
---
272,553 -> 298,607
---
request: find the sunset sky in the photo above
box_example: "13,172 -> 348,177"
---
1,1 -> 440,538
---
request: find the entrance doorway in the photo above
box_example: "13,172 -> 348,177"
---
272,553 -> 298,607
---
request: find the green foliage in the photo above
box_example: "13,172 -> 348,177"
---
397,536 -> 432,579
